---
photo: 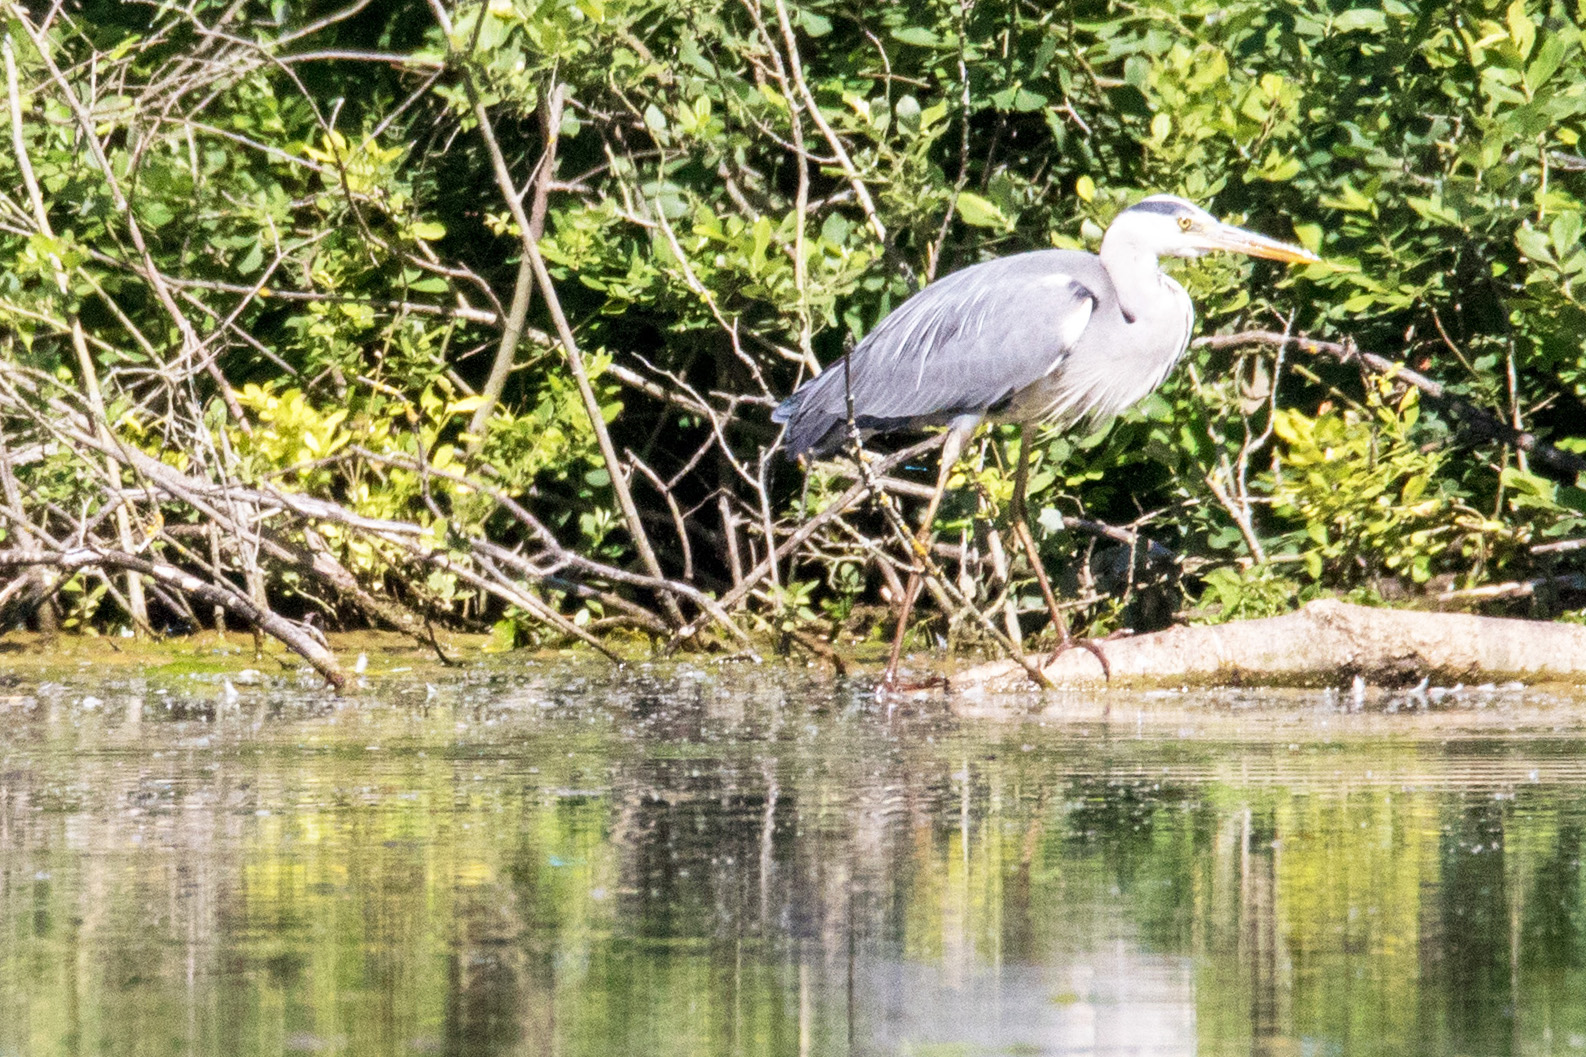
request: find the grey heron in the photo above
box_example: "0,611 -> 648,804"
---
773,194 -> 1319,686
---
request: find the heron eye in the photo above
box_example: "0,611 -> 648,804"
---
1177,216 -> 1193,232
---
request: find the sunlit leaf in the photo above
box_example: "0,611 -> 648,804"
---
955,191 -> 1011,230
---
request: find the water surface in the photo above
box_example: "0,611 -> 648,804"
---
4,656 -> 1586,1056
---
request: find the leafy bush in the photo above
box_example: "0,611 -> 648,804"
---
2,0 -> 1584,648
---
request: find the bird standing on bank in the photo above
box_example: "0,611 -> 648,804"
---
773,194 -> 1319,687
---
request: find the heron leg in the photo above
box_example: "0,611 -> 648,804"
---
880,429 -> 967,690
1008,429 -> 1111,681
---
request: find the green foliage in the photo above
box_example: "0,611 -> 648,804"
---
1190,565 -> 1309,623
1271,385 -> 1501,586
3,0 -> 1584,641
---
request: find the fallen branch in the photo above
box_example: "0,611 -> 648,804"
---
1434,573 -> 1586,605
0,546 -> 346,688
952,598 -> 1586,690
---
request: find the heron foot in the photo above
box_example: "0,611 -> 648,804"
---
1044,636 -> 1113,681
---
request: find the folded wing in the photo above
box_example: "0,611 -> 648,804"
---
774,251 -> 1103,457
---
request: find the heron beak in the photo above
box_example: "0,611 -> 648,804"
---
1202,222 -> 1321,265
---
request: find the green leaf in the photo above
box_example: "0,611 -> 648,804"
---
1406,196 -> 1461,227
991,86 -> 1048,112
1549,212 -> 1581,259
237,242 -> 263,274
798,10 -> 832,36
1255,151 -> 1301,182
954,191 -> 1011,230
1516,224 -> 1555,264
139,201 -> 175,229
751,215 -> 773,262
486,619 -> 519,653
891,26 -> 942,47
820,211 -> 851,245
894,94 -> 921,135
1321,182 -> 1373,212
1506,0 -> 1536,61
1526,34 -> 1569,92
1292,223 -> 1323,254
1333,9 -> 1387,32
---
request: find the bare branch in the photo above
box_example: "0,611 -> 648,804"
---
1196,330 -> 1586,478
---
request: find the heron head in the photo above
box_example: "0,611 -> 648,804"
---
1107,194 -> 1320,264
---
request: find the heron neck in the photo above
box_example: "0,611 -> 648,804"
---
1098,236 -> 1168,325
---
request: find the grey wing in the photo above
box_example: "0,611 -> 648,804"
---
775,251 -> 1101,456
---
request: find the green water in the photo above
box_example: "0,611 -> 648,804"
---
4,661 -> 1586,1056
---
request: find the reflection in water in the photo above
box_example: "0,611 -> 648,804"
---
857,952 -> 1194,1055
2,666 -> 1586,1056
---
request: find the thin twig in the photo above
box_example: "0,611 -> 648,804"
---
1195,330 -> 1586,477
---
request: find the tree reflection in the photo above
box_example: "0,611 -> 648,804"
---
5,676 -> 1586,1057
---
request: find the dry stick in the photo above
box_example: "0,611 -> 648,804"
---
1234,315 -> 1291,506
458,67 -> 683,627
829,516 -> 908,604
1186,361 -> 1267,564
853,433 -> 1053,688
754,449 -> 782,592
123,429 -> 632,659
468,535 -> 759,655
443,549 -> 622,663
23,398 -> 351,654
4,32 -> 149,632
1005,434 -> 1084,662
168,462 -> 627,654
115,426 -> 628,659
1196,315 -> 1292,566
46,404 -> 449,647
737,0 -> 817,375
0,547 -> 344,687
205,522 -> 228,634
467,84 -> 564,445
983,522 -> 1023,649
12,11 -> 247,426
1203,468 -> 1267,564
166,223 -> 303,404
295,526 -> 422,634
628,456 -> 694,580
339,445 -> 739,643
0,431 -> 53,630
770,0 -> 887,247
663,436 -> 946,651
719,493 -> 745,588
1435,573 -> 1586,604
780,625 -> 849,675
1194,330 -> 1586,478
855,469 -> 1179,561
